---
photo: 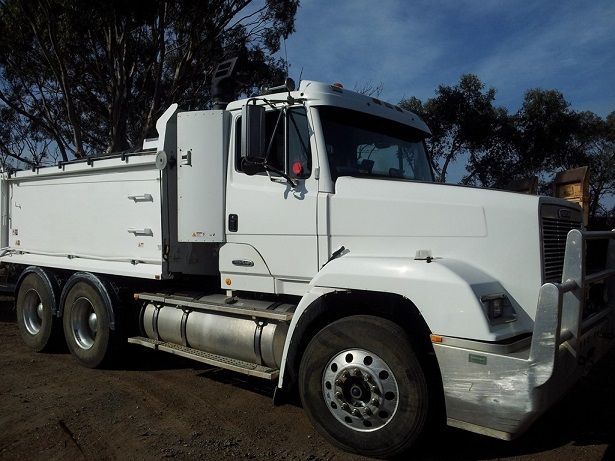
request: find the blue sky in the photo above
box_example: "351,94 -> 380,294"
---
280,0 -> 615,118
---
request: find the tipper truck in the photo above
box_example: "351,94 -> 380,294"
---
1,73 -> 614,458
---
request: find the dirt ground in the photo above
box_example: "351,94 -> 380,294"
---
1,298 -> 615,461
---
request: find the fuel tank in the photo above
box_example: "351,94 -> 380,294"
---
141,301 -> 292,368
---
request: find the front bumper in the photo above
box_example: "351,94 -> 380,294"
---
434,229 -> 615,440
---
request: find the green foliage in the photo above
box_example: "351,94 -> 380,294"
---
583,111 -> 615,218
402,75 -> 615,219
0,0 -> 298,165
515,89 -> 583,172
400,74 -> 503,182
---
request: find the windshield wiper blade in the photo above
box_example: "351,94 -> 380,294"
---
350,172 -> 405,180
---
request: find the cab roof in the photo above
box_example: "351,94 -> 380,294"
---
226,80 -> 431,136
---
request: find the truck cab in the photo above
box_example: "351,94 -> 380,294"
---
221,81 -> 432,296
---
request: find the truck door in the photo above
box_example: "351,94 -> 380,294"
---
225,106 -> 318,295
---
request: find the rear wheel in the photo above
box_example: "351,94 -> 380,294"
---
299,315 -> 430,458
16,272 -> 61,351
62,280 -> 118,368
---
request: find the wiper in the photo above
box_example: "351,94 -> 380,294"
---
350,172 -> 404,181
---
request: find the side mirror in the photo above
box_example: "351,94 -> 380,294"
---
241,104 -> 266,162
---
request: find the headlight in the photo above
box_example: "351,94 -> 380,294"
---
480,293 -> 517,325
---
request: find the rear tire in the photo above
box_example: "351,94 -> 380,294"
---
299,315 -> 429,458
16,272 -> 62,352
62,280 -> 118,368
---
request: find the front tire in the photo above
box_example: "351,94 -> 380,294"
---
62,280 -> 118,368
299,315 -> 429,458
16,272 -> 62,352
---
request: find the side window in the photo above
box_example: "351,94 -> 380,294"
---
287,108 -> 311,178
235,107 -> 312,178
361,144 -> 403,177
235,116 -> 242,170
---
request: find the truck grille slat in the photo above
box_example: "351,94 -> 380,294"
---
541,213 -> 582,283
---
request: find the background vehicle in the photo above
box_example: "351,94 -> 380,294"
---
1,68 -> 613,458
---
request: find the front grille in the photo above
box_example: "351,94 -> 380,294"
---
541,214 -> 582,283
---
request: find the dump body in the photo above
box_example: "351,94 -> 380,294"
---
1,153 -> 164,278
0,108 -> 228,279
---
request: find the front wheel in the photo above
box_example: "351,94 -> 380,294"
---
299,315 -> 430,458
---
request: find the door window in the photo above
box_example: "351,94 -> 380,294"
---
287,108 -> 311,178
236,107 -> 312,179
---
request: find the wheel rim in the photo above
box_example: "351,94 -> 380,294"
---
322,348 -> 399,432
22,289 -> 44,335
70,297 -> 98,350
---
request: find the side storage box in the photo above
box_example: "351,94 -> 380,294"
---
177,110 -> 230,243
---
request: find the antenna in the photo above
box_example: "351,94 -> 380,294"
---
283,35 -> 289,78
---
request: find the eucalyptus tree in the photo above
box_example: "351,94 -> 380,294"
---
0,0 -> 298,168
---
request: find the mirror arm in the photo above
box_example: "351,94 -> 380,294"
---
263,108 -> 284,163
261,108 -> 297,187
263,163 -> 297,188
242,100 -> 301,188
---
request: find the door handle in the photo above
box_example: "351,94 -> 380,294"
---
127,228 -> 153,237
127,194 -> 153,202
232,259 -> 254,267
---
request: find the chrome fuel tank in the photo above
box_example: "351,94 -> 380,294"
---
141,300 -> 292,368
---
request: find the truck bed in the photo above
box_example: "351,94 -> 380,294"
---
0,153 -> 164,279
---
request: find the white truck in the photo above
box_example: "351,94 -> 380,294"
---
1,77 -> 614,458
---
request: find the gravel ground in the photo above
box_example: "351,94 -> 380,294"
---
1,299 -> 614,461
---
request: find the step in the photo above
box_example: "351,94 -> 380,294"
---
136,292 -> 295,322
128,336 -> 280,380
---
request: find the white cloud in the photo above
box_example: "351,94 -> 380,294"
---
284,0 -> 445,99
282,0 -> 615,115
473,2 -> 615,112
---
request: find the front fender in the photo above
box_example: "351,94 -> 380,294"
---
311,256 -> 532,340
278,255 -> 533,389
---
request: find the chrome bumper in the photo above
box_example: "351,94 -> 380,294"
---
434,229 -> 615,440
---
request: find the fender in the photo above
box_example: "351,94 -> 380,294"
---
59,272 -> 118,330
15,266 -> 62,316
277,255 -> 534,388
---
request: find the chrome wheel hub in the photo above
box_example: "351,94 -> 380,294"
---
22,289 -> 44,335
88,312 -> 98,334
71,297 -> 98,350
322,349 -> 399,432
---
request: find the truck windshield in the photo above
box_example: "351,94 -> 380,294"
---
319,106 -> 433,182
